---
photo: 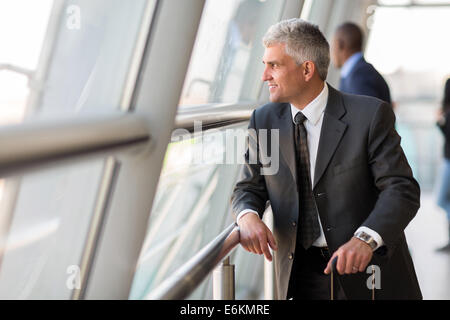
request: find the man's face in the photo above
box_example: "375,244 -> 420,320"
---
262,43 -> 305,104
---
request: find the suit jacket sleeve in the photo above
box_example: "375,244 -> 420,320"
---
361,102 -> 420,255
231,110 -> 269,221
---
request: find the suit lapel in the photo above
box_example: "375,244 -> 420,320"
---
313,85 -> 348,189
274,103 -> 297,184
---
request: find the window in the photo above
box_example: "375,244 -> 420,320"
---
130,0 -> 290,299
0,0 -> 53,125
0,0 -> 149,125
0,0 -> 152,299
179,0 -> 286,106
130,124 -> 254,299
0,160 -> 105,299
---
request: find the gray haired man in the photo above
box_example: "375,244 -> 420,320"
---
231,18 -> 421,300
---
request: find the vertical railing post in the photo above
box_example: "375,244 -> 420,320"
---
263,208 -> 275,299
213,256 -> 235,300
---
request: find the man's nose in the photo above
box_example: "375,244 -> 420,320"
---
262,67 -> 272,82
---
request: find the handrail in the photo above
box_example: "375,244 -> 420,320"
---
0,113 -> 150,177
0,101 -> 260,177
146,222 -> 240,300
0,63 -> 34,79
175,102 -> 258,132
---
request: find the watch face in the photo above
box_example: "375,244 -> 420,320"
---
358,232 -> 377,249
361,233 -> 370,241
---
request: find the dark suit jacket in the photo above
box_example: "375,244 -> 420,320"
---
231,85 -> 422,300
339,56 -> 392,104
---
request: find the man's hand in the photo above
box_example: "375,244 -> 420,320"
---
324,237 -> 373,275
238,213 -> 278,261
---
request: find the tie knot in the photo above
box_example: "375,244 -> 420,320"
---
294,112 -> 307,125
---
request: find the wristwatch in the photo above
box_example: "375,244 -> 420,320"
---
354,231 -> 378,250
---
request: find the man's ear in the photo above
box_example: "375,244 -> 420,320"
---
303,61 -> 315,81
337,37 -> 345,50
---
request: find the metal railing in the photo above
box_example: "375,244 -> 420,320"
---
146,222 -> 240,300
175,102 -> 256,132
0,113 -> 150,177
0,102 -> 258,177
213,256 -> 235,300
0,63 -> 34,80
0,102 -> 253,299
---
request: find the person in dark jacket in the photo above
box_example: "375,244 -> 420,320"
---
331,22 -> 392,105
436,78 -> 450,252
232,18 -> 421,300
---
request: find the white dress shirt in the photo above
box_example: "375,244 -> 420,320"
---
237,83 -> 383,250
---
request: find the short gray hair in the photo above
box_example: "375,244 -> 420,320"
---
263,18 -> 330,81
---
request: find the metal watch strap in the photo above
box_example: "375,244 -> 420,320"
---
354,231 -> 377,250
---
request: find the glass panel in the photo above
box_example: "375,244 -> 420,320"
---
0,0 -> 53,125
0,72 -> 29,126
130,123 -> 264,299
179,0 -> 286,107
0,0 -> 149,126
0,159 -> 105,299
0,0 -> 153,299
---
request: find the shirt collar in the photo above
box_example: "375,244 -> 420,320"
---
290,82 -> 328,126
341,51 -> 363,78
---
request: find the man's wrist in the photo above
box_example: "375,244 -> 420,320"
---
354,226 -> 384,251
236,209 -> 259,224
353,230 -> 378,250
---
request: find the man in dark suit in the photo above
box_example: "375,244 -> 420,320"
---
331,22 -> 392,105
231,18 -> 421,300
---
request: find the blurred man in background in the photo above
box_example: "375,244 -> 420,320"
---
331,22 -> 392,105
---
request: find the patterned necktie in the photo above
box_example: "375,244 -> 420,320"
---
294,112 -> 321,250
